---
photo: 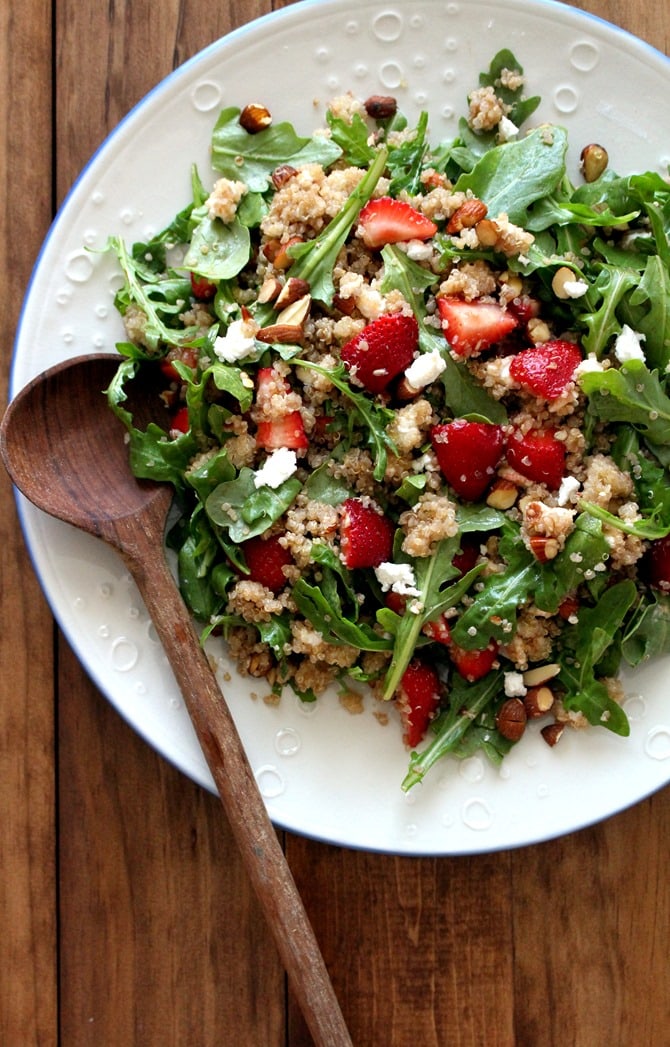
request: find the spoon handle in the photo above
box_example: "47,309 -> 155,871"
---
118,520 -> 352,1047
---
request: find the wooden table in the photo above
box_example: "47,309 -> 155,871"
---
2,2 -> 669,1044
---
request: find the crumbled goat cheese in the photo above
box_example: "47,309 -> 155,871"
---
557,475 -> 581,506
614,324 -> 646,364
561,278 -> 589,299
403,347 -> 447,390
253,447 -> 298,489
213,319 -> 258,363
504,671 -> 527,698
575,353 -> 604,376
498,115 -> 519,141
374,561 -> 421,597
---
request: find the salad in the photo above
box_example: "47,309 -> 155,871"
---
105,50 -> 670,790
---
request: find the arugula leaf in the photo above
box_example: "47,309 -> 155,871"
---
206,467 -> 302,542
183,210 -> 251,281
294,359 -> 397,481
454,126 -> 568,225
402,670 -> 505,790
211,107 -> 342,191
622,595 -> 670,666
292,573 -> 392,652
477,49 -> 541,128
387,111 -> 430,195
580,359 -> 670,464
534,513 -> 611,613
326,110 -> 375,167
176,507 -> 226,620
286,145 -> 389,304
619,254 -> 670,371
579,265 -> 639,358
557,581 -> 637,734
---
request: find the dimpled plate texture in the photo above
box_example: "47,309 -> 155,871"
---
11,0 -> 670,854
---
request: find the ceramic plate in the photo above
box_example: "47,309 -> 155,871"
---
11,0 -> 670,854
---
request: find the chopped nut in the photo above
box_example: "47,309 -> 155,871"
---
522,663 -> 561,687
474,218 -> 499,246
271,164 -> 298,190
275,277 -> 311,309
580,143 -> 609,183
257,276 -> 282,304
529,535 -> 560,562
364,94 -> 398,120
239,103 -> 272,134
527,317 -> 552,344
264,235 -> 304,270
447,198 -> 489,234
496,698 -> 527,741
256,294 -> 311,344
551,266 -> 580,300
541,722 -> 565,747
524,685 -> 555,719
486,478 -> 519,510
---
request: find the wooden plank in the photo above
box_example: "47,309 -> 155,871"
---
511,792 -> 670,1045
54,2 -> 287,1043
57,643 -> 284,1046
0,2 -> 58,1045
287,843 -> 516,1046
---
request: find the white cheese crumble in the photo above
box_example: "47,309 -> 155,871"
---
403,347 -> 446,390
561,278 -> 589,299
374,561 -> 421,597
504,671 -> 527,698
498,115 -> 519,141
253,447 -> 298,489
614,324 -> 646,364
575,353 -> 604,377
557,475 -> 581,507
213,319 -> 258,363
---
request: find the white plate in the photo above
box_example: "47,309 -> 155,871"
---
11,0 -> 670,854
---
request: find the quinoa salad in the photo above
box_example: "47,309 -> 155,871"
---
105,50 -> 670,790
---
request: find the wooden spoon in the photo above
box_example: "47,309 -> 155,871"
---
0,353 -> 352,1047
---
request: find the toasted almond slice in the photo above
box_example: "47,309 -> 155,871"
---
522,663 -> 561,687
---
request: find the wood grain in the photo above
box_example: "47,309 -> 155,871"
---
2,2 -> 669,1045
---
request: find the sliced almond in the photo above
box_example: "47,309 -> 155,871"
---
522,663 -> 560,687
257,276 -> 282,304
256,294 -> 311,344
523,685 -> 555,720
275,277 -> 311,309
529,535 -> 560,562
486,478 -> 519,510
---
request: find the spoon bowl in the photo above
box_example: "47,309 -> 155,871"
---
0,353 -> 351,1047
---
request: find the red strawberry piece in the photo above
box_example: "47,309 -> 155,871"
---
340,313 -> 419,394
509,339 -> 582,400
190,272 -> 217,301
255,367 -> 308,451
646,534 -> 670,592
397,660 -> 442,748
506,428 -> 565,490
358,197 -> 437,249
385,591 -> 407,615
340,497 -> 394,569
423,616 -> 498,683
508,294 -> 541,327
452,533 -> 481,576
170,406 -> 190,434
256,413 -> 308,451
160,347 -> 200,382
243,535 -> 293,593
431,420 -> 505,501
437,296 -> 518,357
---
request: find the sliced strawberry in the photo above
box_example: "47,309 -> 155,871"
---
423,616 -> 499,683
437,296 -> 518,357
340,313 -> 419,394
506,428 -> 566,490
646,534 -> 670,592
256,413 -> 308,450
255,367 -> 308,451
170,406 -> 190,434
510,339 -> 582,400
358,197 -> 437,249
397,660 -> 442,748
243,534 -> 293,593
385,591 -> 407,615
340,497 -> 394,569
431,420 -> 505,501
452,533 -> 481,575
190,272 -> 217,301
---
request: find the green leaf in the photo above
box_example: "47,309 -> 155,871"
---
454,126 -> 568,225
580,359 -> 670,460
211,107 -> 342,191
183,212 -> 251,280
326,110 -> 375,167
286,145 -> 389,304
292,575 -> 392,652
206,468 -> 302,542
622,595 -> 670,666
